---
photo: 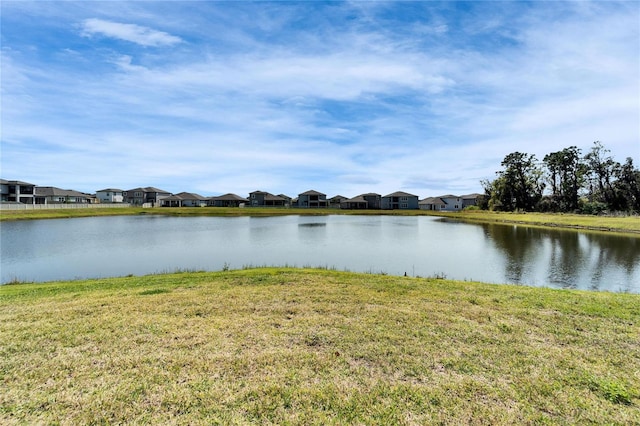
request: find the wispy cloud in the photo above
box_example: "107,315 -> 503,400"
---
1,2 -> 638,197
80,18 -> 182,47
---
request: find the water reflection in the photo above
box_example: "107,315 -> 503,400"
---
481,222 -> 639,292
1,215 -> 638,292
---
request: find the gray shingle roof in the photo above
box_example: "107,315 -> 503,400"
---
383,191 -> 418,198
210,193 -> 248,201
300,189 -> 326,196
35,187 -> 87,197
419,197 -> 446,205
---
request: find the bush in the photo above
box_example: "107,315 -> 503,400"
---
580,200 -> 608,215
536,196 -> 560,212
589,377 -> 632,405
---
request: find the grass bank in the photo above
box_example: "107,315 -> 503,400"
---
2,206 -> 639,234
439,210 -> 640,234
1,268 -> 638,424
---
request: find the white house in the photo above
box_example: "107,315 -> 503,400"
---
96,188 -> 125,203
438,195 -> 463,211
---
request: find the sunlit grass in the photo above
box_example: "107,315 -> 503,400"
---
442,210 -> 640,233
1,268 -> 638,424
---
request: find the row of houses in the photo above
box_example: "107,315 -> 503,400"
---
95,188 -> 484,211
0,180 -> 95,205
1,180 -> 483,211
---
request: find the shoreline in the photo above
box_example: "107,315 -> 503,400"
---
1,207 -> 639,235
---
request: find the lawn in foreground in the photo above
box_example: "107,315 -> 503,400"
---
1,268 -> 638,424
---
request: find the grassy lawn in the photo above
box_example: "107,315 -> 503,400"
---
440,210 -> 640,234
1,268 -> 638,424
2,206 -> 639,234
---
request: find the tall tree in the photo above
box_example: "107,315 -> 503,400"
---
543,146 -> 586,212
584,141 -> 618,207
487,152 -> 544,211
612,157 -> 640,212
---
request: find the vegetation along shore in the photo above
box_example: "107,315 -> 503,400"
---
1,268 -> 638,424
1,207 -> 639,235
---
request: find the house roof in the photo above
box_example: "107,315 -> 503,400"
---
143,187 -> 170,194
162,192 -> 207,201
96,188 -> 124,193
461,193 -> 484,199
210,193 -> 248,201
35,187 -> 88,197
175,192 -> 207,200
361,193 -> 381,197
162,194 -> 184,201
250,191 -> 287,201
264,193 -> 287,201
343,195 -> 368,203
126,187 -> 171,194
383,191 -> 418,198
300,189 -> 326,196
419,197 -> 446,205
1,179 -> 35,186
437,194 -> 459,199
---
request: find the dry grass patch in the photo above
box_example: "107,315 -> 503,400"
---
1,268 -> 639,424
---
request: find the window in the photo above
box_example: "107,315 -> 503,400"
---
401,203 -> 408,209
401,196 -> 408,201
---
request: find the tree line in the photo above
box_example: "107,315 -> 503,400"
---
481,141 -> 640,214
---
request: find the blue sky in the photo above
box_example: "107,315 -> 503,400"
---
2,1 -> 638,198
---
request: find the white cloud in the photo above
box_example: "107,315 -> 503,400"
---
80,18 -> 182,47
2,2 -> 638,197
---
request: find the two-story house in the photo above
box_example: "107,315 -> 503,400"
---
381,191 -> 419,210
438,194 -> 463,211
340,193 -> 382,209
328,195 -> 348,208
297,190 -> 328,208
249,191 -> 288,207
96,188 -> 125,203
1,179 -> 35,204
124,187 -> 171,206
461,193 -> 486,209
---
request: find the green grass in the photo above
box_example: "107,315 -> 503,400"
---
441,210 -> 640,234
2,207 -> 639,234
1,268 -> 638,424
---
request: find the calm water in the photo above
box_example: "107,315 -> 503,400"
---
1,215 -> 638,292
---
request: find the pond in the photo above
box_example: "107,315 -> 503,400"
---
1,215 -> 638,292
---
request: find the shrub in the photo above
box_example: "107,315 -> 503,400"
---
580,200 -> 608,215
589,377 -> 633,405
